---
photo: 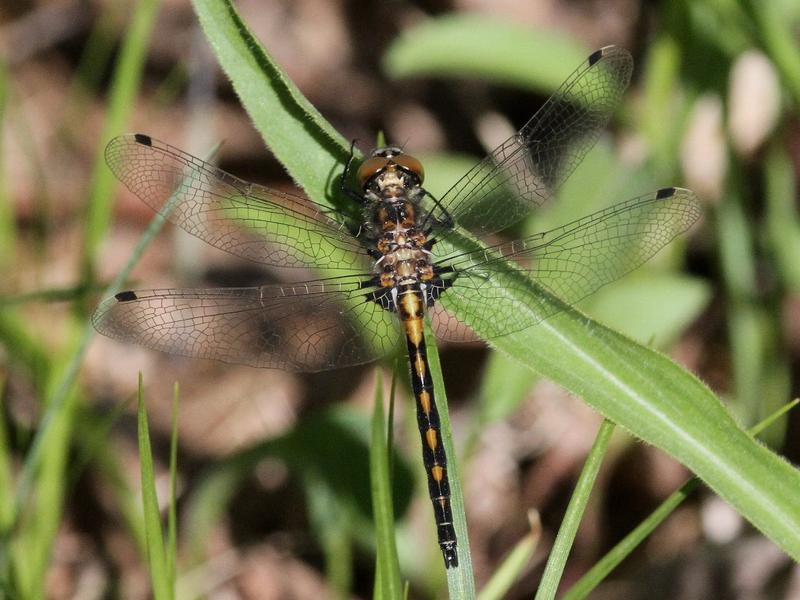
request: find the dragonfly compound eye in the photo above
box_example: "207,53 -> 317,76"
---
357,156 -> 391,188
393,154 -> 424,183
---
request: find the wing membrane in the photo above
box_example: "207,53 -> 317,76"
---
105,134 -> 367,271
92,277 -> 401,371
436,46 -> 633,235
432,188 -> 701,341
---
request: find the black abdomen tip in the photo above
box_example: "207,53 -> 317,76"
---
115,290 -> 138,302
443,547 -> 459,569
656,187 -> 676,199
134,133 -> 152,146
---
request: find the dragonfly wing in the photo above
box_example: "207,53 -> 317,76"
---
105,134 -> 367,271
433,188 -> 701,341
428,302 -> 480,343
92,277 -> 401,371
436,46 -> 632,235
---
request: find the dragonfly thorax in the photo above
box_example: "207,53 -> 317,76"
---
358,148 -> 435,304
375,203 -> 435,297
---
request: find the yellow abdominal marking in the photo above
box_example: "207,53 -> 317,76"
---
431,465 -> 445,482
404,317 -> 423,347
425,427 -> 438,450
418,389 -> 431,414
414,353 -> 426,378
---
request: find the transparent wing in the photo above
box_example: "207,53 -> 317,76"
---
92,276 -> 401,372
431,188 -> 701,341
435,46 -> 633,235
105,134 -> 367,271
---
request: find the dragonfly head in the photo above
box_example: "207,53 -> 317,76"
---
357,146 -> 425,190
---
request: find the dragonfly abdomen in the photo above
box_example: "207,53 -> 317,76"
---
397,285 -> 458,568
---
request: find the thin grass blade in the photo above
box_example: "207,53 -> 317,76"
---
137,374 -> 171,600
371,370 -> 402,599
535,420 -> 615,599
167,383 -> 179,590
477,513 -> 540,600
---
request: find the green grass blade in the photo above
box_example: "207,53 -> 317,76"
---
82,0 -> 161,274
6,4 -> 162,587
535,420 -> 615,600
0,282 -> 108,306
750,399 -> 799,436
383,15 -> 588,93
0,377 -> 13,534
306,475 -> 353,598
0,59 -> 15,267
371,370 -> 402,599
10,355 -> 79,598
765,139 -> 800,291
423,320 -> 476,598
167,383 -> 180,591
137,374 -> 171,600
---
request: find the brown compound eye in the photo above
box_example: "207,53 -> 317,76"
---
394,154 -> 424,183
357,157 -> 390,188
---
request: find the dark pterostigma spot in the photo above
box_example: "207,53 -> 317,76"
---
656,187 -> 676,200
134,133 -> 152,146
115,290 -> 138,302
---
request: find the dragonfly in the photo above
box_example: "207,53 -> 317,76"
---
92,46 -> 701,569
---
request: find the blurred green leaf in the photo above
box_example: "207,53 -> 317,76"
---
765,139 -> 800,291
384,15 -> 588,92
308,478 -> 354,597
0,60 -> 15,267
0,377 -> 13,534
415,153 -> 479,200
587,273 -> 710,346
